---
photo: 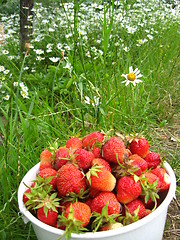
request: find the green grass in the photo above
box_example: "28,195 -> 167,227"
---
0,0 -> 179,239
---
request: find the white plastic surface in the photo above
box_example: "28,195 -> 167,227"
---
18,162 -> 176,240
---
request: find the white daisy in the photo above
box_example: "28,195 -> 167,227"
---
35,49 -> 44,55
121,66 -> 143,86
0,66 -> 5,72
123,46 -> 130,52
85,96 -> 101,106
3,69 -> 10,74
49,57 -> 60,63
48,28 -> 55,32
57,43 -> 63,50
63,62 -> 72,72
13,82 -> 18,87
2,50 -> 9,55
20,90 -> 29,99
3,94 -> 10,100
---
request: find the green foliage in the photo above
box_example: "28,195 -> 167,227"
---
0,0 -> 19,14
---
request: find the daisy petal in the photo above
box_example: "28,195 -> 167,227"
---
136,74 -> 143,78
129,66 -> 133,73
134,68 -> 140,74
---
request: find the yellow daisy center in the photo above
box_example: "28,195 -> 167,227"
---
127,73 -> 136,81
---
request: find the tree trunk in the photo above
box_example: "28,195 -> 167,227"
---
20,0 -> 34,54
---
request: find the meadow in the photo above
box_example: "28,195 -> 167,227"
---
0,0 -> 179,239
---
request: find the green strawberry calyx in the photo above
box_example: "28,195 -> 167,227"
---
140,176 -> 159,211
86,164 -> 103,185
91,203 -> 121,232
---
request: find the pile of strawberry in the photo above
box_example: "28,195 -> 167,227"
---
23,131 -> 171,239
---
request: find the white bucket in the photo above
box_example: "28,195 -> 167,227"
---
18,162 -> 176,240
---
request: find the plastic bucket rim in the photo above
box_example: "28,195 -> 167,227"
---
18,161 -> 176,239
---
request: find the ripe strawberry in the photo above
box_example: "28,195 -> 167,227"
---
129,137 -> 149,158
92,158 -> 112,172
92,146 -> 102,158
140,172 -> 161,210
129,154 -> 148,176
38,168 -> 57,190
151,167 -> 171,192
86,165 -> 116,192
23,188 -> 31,205
59,200 -> 72,214
91,192 -> 121,215
116,176 -> 142,204
141,172 -> 161,188
102,136 -> 127,164
125,199 -> 146,220
144,152 -> 161,169
39,161 -> 53,171
64,202 -> 91,227
82,131 -> 104,151
74,148 -> 94,170
37,207 -> 58,227
56,163 -> 87,197
89,188 -> 100,199
85,198 -> 93,209
23,182 -> 35,204
55,147 -> 70,170
66,137 -> 82,152
140,196 -> 155,210
40,149 -> 52,163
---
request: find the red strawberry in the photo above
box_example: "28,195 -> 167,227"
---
141,172 -> 161,188
140,172 -> 161,210
129,137 -> 149,158
141,196 -> 155,210
37,207 -> 58,227
102,136 -> 127,164
151,167 -> 171,192
92,158 -> 112,172
66,137 -> 82,152
74,148 -> 94,170
116,176 -> 142,204
55,147 -> 70,170
89,188 -> 100,199
64,202 -> 91,227
92,147 -> 102,158
85,198 -> 93,209
39,161 -> 53,171
91,192 -> 121,215
55,222 -> 66,230
86,165 -> 116,192
23,188 -> 31,205
40,149 -> 52,163
82,131 -> 104,151
59,200 -> 72,214
23,182 -> 35,204
125,199 -> 146,220
144,152 -> 161,169
129,154 -> 148,176
56,163 -> 87,197
38,168 -> 57,190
